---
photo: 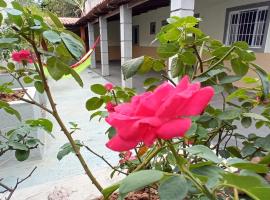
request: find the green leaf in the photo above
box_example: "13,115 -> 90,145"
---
143,77 -> 160,87
34,81 -> 45,93
60,32 -> 84,60
0,13 -> 3,25
105,127 -> 116,139
9,141 -> 28,151
102,183 -> 120,199
157,42 -> 179,58
23,76 -> 33,84
251,63 -> 269,99
191,165 -> 223,189
218,109 -> 240,120
226,146 -> 242,158
86,97 -> 103,111
70,68 -> 83,87
119,170 -> 163,196
0,38 -> 18,45
46,57 -> 70,80
91,84 -> 107,95
242,113 -> 269,122
0,0 -> 7,7
122,56 -> 144,80
222,173 -> 270,200
180,51 -> 196,65
227,158 -> 269,173
6,8 -> 22,15
158,176 -> 187,200
219,76 -> 242,84
57,140 -> 82,160
233,41 -> 249,50
241,117 -> 252,128
0,100 -> 21,120
26,118 -> 53,133
15,150 -> 30,161
171,56 -> 184,78
47,11 -> 64,28
43,30 -> 61,43
186,145 -> 222,163
231,58 -> 248,76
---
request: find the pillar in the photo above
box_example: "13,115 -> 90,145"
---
169,0 -> 195,79
87,22 -> 96,68
120,4 -> 133,88
170,0 -> 194,17
99,16 -> 109,76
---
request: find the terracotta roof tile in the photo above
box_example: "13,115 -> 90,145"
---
59,17 -> 80,26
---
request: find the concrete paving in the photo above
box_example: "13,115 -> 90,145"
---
0,69 -> 120,199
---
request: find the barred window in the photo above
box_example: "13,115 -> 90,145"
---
226,6 -> 269,48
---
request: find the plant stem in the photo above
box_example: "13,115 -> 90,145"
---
195,46 -> 235,78
167,141 -> 216,200
233,188 -> 239,200
28,36 -> 103,192
133,146 -> 162,172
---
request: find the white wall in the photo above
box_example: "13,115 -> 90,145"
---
195,0 -> 270,42
94,20 -> 120,46
133,6 -> 170,47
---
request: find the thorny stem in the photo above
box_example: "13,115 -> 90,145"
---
15,29 -> 103,192
161,74 -> 176,86
195,46 -> 236,78
167,141 -> 216,200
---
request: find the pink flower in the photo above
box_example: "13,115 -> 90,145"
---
119,151 -> 136,164
105,76 -> 214,152
105,83 -> 114,91
105,102 -> 116,112
11,50 -> 33,64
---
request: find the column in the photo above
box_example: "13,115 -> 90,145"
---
99,16 -> 109,76
120,4 -> 133,88
170,0 -> 194,17
169,0 -> 195,79
87,22 -> 96,68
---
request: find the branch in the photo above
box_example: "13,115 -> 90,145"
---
0,167 -> 37,200
83,145 -> 128,175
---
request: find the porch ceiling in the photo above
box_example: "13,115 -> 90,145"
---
77,0 -> 170,24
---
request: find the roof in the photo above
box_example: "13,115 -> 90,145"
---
59,17 -> 80,26
77,0 -> 132,24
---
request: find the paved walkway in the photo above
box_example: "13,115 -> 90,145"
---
0,70 -> 120,199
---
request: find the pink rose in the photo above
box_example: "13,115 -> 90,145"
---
105,102 -> 116,112
105,76 -> 214,152
11,50 -> 33,64
105,83 -> 113,91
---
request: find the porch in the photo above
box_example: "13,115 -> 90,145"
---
77,0 -> 270,87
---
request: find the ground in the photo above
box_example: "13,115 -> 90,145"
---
0,69 -> 121,200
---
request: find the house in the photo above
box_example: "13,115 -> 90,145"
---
76,0 -> 270,87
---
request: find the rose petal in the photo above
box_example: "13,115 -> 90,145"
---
156,118 -> 191,139
177,86 -> 214,116
106,135 -> 138,151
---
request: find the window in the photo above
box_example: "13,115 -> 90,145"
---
132,25 -> 139,45
226,6 -> 269,49
150,22 -> 156,35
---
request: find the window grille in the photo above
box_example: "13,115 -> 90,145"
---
226,6 -> 269,48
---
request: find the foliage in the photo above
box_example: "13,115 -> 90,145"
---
88,16 -> 270,199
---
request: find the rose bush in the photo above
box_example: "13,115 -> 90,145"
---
1,0 -> 270,199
